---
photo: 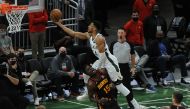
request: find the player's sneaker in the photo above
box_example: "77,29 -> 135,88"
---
139,105 -> 148,109
34,97 -> 41,106
76,92 -> 88,101
146,85 -> 156,93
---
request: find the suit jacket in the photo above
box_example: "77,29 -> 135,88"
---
147,38 -> 173,58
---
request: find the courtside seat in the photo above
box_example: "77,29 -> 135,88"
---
77,53 -> 88,73
27,58 -> 52,97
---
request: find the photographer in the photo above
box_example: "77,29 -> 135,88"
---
0,62 -> 29,109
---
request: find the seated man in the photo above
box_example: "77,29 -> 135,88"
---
47,46 -> 80,101
86,66 -> 120,109
16,48 -> 40,106
148,31 -> 189,85
7,53 -> 40,105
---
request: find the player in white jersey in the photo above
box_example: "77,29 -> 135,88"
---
54,20 -> 143,109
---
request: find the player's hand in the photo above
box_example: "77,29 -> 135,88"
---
130,67 -> 136,76
54,19 -> 63,25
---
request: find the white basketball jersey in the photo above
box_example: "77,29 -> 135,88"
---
89,33 -> 110,59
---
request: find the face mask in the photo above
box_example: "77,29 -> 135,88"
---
153,10 -> 159,16
60,52 -> 66,57
0,32 -> 6,37
144,0 -> 148,3
132,17 -> 138,22
10,61 -> 16,65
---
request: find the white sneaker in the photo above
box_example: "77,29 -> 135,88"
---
76,92 -> 88,101
34,98 -> 40,106
139,105 -> 148,109
26,81 -> 33,86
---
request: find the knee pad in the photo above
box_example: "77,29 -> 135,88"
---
126,92 -> 133,102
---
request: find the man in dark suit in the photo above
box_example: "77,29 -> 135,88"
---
148,31 -> 190,85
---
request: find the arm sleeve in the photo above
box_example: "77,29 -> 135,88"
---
98,52 -> 106,68
33,11 -> 48,24
91,53 -> 106,70
109,41 -> 117,54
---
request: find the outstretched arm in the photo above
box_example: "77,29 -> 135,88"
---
96,36 -> 106,68
55,21 -> 89,40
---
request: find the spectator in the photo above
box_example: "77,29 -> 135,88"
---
7,53 -> 41,105
7,53 -> 23,86
133,0 -> 156,21
0,24 -> 15,58
170,91 -> 186,109
147,31 -> 190,85
28,9 -> 48,59
124,10 -> 144,46
0,62 -> 29,109
16,48 -> 40,106
47,46 -> 80,101
144,4 -> 167,47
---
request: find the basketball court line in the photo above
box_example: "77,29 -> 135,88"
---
50,87 -> 190,109
61,100 -> 96,108
172,87 -> 190,93
141,102 -> 171,104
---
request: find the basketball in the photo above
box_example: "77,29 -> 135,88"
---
50,9 -> 62,22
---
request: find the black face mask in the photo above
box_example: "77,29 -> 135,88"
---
60,52 -> 66,57
144,0 -> 148,3
10,61 -> 16,65
132,17 -> 138,22
153,10 -> 159,16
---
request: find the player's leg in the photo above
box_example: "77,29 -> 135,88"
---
76,73 -> 90,101
106,58 -> 142,109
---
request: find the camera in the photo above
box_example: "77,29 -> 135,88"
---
0,62 -> 8,75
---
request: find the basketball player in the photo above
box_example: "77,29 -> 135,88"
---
86,66 -> 120,109
53,19 -> 143,108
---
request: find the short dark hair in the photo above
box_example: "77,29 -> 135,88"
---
7,53 -> 17,60
173,91 -> 183,104
118,27 -> 126,31
0,24 -> 7,30
132,9 -> 139,14
92,21 -> 102,32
